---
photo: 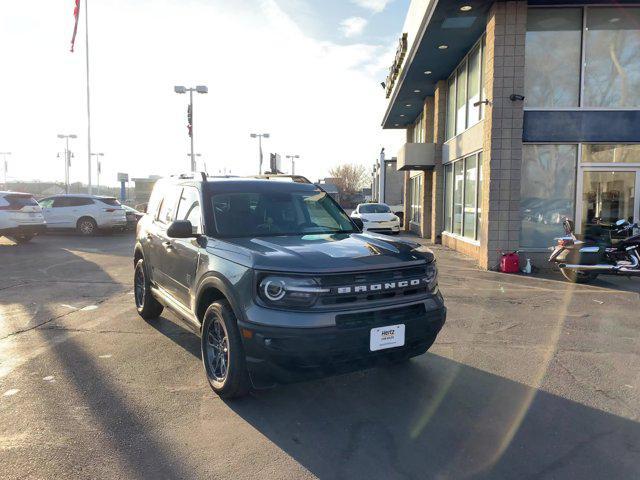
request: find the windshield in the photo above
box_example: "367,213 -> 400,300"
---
360,204 -> 391,214
210,190 -> 355,237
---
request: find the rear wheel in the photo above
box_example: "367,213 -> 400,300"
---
201,300 -> 250,399
134,259 -> 164,319
77,217 -> 98,236
7,234 -> 33,244
560,268 -> 598,284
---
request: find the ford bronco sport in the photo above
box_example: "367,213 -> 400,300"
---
134,174 -> 446,398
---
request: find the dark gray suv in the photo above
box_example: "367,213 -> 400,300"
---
134,175 -> 446,398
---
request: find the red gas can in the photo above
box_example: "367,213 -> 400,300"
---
499,251 -> 520,273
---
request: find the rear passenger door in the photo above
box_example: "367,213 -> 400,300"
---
44,197 -> 75,227
166,186 -> 203,307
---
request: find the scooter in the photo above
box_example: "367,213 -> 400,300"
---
549,219 -> 640,283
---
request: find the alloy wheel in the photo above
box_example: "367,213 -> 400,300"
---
206,318 -> 229,382
134,265 -> 145,308
80,221 -> 95,235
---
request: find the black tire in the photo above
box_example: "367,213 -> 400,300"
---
77,217 -> 98,236
201,300 -> 250,399
134,259 -> 164,320
7,234 -> 33,244
560,268 -> 598,284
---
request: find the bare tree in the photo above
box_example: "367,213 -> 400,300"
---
328,164 -> 368,196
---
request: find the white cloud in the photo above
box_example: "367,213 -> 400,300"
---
0,0 -> 403,186
340,16 -> 368,38
350,0 -> 392,14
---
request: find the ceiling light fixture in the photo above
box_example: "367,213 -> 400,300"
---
424,70 -> 432,75
438,44 -> 448,50
460,5 -> 472,12
405,104 -> 412,107
414,89 -> 421,93
400,114 -> 405,117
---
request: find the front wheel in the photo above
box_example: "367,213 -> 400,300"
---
201,300 -> 250,399
560,268 -> 598,284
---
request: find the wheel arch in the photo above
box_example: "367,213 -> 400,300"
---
133,243 -> 145,267
195,274 -> 245,332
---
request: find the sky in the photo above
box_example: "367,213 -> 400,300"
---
0,0 -> 408,187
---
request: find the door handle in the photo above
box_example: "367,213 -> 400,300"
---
162,241 -> 174,251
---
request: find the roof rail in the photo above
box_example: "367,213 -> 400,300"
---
251,174 -> 312,184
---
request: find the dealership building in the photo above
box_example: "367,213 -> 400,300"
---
382,0 -> 640,269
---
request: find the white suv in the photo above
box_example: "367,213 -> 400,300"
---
0,191 -> 47,243
39,194 -> 127,235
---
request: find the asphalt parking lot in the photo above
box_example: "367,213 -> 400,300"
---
1,233 -> 639,479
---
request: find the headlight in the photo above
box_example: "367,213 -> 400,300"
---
392,215 -> 399,222
425,262 -> 438,291
258,275 -> 328,308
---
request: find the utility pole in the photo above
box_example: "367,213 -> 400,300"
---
0,152 -> 11,189
85,0 -> 93,194
91,152 -> 104,192
250,133 -> 270,174
174,85 -> 208,172
58,134 -> 77,193
378,147 -> 386,203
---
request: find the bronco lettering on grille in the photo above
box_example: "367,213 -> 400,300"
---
335,277 -> 426,295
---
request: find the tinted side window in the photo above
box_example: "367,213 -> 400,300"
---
176,187 -> 202,233
39,198 -> 54,208
157,186 -> 182,225
52,197 -> 71,208
68,197 -> 94,207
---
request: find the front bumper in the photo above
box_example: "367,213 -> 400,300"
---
363,221 -> 400,234
238,298 -> 446,384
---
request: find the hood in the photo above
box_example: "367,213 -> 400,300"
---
207,233 -> 433,273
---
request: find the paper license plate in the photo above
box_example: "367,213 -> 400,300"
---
370,324 -> 405,351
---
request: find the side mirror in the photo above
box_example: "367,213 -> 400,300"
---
352,217 -> 364,232
167,220 -> 197,238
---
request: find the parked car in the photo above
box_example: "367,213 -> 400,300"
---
122,204 -> 144,230
133,175 -> 445,398
38,194 -> 127,235
351,203 -> 401,235
0,191 -> 46,243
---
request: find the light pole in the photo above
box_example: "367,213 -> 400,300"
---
0,152 -> 11,188
174,85 -> 208,172
57,134 -> 77,193
187,153 -> 202,172
91,153 -> 104,192
250,133 -> 270,174
286,154 -> 300,175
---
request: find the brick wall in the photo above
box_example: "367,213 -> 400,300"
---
479,0 -> 526,269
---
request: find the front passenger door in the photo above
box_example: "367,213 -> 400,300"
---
166,186 -> 203,308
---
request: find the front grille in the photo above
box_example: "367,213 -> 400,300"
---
316,265 -> 430,308
336,303 -> 426,329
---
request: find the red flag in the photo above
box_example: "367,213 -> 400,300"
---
70,0 -> 80,52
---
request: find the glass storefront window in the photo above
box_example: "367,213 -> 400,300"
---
584,8 -> 640,108
443,153 -> 482,241
467,46 -> 481,126
463,155 -> 478,238
446,36 -> 485,140
520,145 -> 578,248
453,161 -> 464,235
410,174 -> 422,224
524,8 -> 582,108
446,77 -> 456,140
581,171 -> 636,230
444,164 -> 453,231
582,144 -> 640,164
456,62 -> 468,136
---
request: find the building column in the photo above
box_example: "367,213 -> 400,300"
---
430,79 -> 447,244
480,0 -> 527,269
402,171 -> 411,232
420,97 -> 435,239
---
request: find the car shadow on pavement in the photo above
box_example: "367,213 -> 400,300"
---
226,353 -> 640,480
146,315 -> 202,359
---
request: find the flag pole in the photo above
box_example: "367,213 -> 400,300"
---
85,0 -> 93,194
